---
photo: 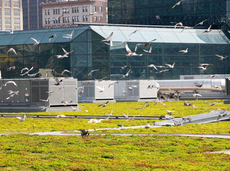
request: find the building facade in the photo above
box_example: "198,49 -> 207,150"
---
40,0 -> 108,29
0,0 -> 23,31
108,0 -> 230,29
0,24 -> 229,80
22,0 -> 56,31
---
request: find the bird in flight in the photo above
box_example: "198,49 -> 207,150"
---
54,78 -> 63,86
215,54 -> 229,61
129,30 -> 139,37
165,62 -> 175,69
156,69 -> 169,74
147,64 -> 158,71
108,81 -> 118,88
62,30 -> 75,39
194,19 -> 208,27
119,66 -> 129,73
203,25 -> 212,33
125,44 -> 143,56
61,100 -> 73,106
20,67 -> 34,76
122,69 -> 132,78
7,48 -> 17,55
49,34 -> 56,42
194,82 -> 203,88
61,69 -> 72,75
6,90 -> 19,100
179,48 -> 188,54
143,46 -> 152,54
79,129 -> 90,137
7,66 -> 16,71
96,85 -> 104,92
31,37 -> 40,45
94,75 -> 108,82
166,110 -> 175,115
198,63 -> 211,71
56,48 -> 74,59
88,69 -> 99,76
174,22 -> 183,29
172,0 -> 184,9
76,82 -> 89,94
101,32 -> 113,46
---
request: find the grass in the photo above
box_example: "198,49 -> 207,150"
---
0,134 -> 230,171
1,99 -> 229,117
1,100 -> 230,170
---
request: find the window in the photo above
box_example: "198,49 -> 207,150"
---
45,10 -> 47,15
77,7 -> 79,13
85,6 -> 88,12
13,1 -> 20,7
58,9 -> 60,14
82,6 -> 85,12
53,9 -> 55,15
99,16 -> 102,21
48,10 -> 50,15
4,0 -> 10,7
14,9 -> 20,16
72,7 -> 76,13
45,18 -> 48,24
94,6 -> 96,12
5,9 -> 11,15
53,17 -> 56,24
77,16 -> 79,22
5,18 -> 11,24
99,6 -> 102,12
83,15 -> 85,22
48,18 -> 50,24
14,19 -> 20,24
86,15 -> 88,22
106,7 -> 108,13
94,16 -> 97,21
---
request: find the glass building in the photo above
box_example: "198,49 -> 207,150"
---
0,24 -> 229,80
108,0 -> 230,28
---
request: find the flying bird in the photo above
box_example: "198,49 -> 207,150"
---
6,90 -> 19,100
61,69 -> 72,75
140,39 -> 157,49
119,66 -> 129,73
203,25 -> 212,33
125,44 -> 143,56
40,96 -> 50,102
0,81 -> 17,90
165,62 -> 175,68
154,99 -> 166,106
49,34 -> 56,42
142,46 -> 152,54
7,66 -> 16,71
129,30 -> 139,37
20,67 -> 34,76
94,75 -> 108,82
96,86 -> 104,92
76,82 -> 89,94
122,69 -> 132,78
108,81 -> 118,88
54,78 -> 63,86
101,32 -> 113,46
7,48 -> 17,55
166,110 -> 175,115
194,82 -> 203,88
61,100 -> 73,106
198,64 -> 211,71
156,69 -> 169,74
179,48 -> 188,54
172,0 -> 184,9
147,64 -> 158,71
174,22 -> 183,29
88,69 -> 99,76
215,54 -> 229,60
194,19 -> 208,27
31,37 -> 40,45
62,30 -> 75,39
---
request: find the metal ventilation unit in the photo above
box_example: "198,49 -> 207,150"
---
0,78 -> 78,112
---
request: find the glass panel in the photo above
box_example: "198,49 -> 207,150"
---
156,28 -> 180,43
39,43 -> 54,56
24,32 -> 46,45
24,44 -> 39,57
0,35 -> 17,45
39,31 -> 62,44
10,33 -> 32,45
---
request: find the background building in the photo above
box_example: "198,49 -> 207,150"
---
0,0 -> 23,31
22,0 -> 56,31
0,24 -> 229,80
108,0 -> 230,29
40,0 -> 108,29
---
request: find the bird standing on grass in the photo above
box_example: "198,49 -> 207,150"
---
79,129 -> 90,137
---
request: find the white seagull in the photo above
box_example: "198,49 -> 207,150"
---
179,48 -> 188,54
142,46 -> 152,54
0,81 -> 18,90
215,54 -> 229,61
129,30 -> 139,37
203,25 -> 212,33
16,115 -> 26,122
198,64 -> 211,71
125,44 -> 143,56
88,69 -> 99,76
31,37 -> 40,45
101,32 -> 113,46
174,22 -> 183,29
172,0 -> 184,9
194,19 -> 208,27
147,64 -> 158,71
165,62 -> 175,68
7,48 -> 17,55
122,69 -> 132,78
21,67 -> 34,76
62,30 -> 75,39
61,69 -> 72,75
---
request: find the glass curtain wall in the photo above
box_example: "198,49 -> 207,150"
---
109,0 -> 228,28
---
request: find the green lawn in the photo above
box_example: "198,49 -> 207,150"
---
0,135 -> 230,171
1,100 -> 230,170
